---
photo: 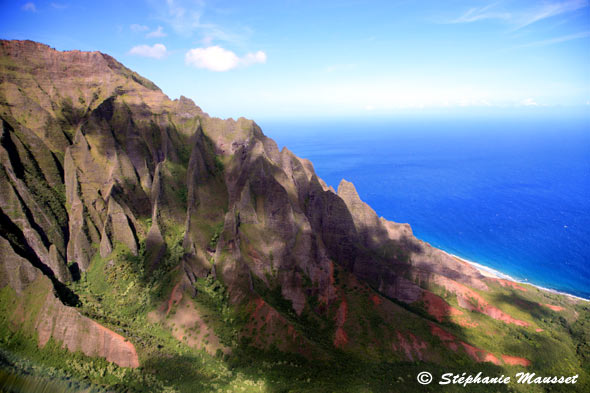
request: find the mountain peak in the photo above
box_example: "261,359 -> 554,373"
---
337,178 -> 359,201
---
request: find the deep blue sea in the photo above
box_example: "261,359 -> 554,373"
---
259,114 -> 590,299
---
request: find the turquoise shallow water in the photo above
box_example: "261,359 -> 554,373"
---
259,114 -> 590,299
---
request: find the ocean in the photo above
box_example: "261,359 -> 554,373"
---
258,113 -> 590,299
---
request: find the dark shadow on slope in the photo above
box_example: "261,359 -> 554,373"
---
1,119 -> 69,241
0,208 -> 79,307
217,346 -> 511,393
491,292 -> 560,323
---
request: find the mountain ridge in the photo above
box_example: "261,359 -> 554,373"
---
0,39 -> 588,392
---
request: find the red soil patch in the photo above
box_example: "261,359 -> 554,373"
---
429,323 -> 526,367
245,298 -> 309,354
429,324 -> 463,354
430,325 -> 459,352
433,275 -> 529,327
541,303 -> 564,312
396,332 -> 414,361
250,297 -> 281,324
252,298 -> 266,319
482,353 -> 501,365
460,342 -> 481,362
319,261 -> 336,306
328,261 -> 335,286
460,342 -> 501,365
536,328 -> 544,332
502,355 -> 531,366
482,305 -> 529,327
430,324 -> 456,342
448,342 -> 459,351
265,307 -> 279,323
163,282 -> 183,316
333,327 -> 349,348
456,318 -> 479,328
422,290 -> 463,322
89,322 -> 140,368
395,332 -> 427,361
335,299 -> 348,326
370,294 -> 382,306
332,298 -> 349,348
246,245 -> 263,263
495,278 -> 527,292
409,333 -> 427,360
287,325 -> 299,340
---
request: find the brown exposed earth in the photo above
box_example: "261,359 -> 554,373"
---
422,290 -> 463,322
494,278 -> 528,292
502,354 -> 531,366
541,303 -> 565,312
430,323 -> 531,367
432,274 -> 529,327
36,289 -> 139,368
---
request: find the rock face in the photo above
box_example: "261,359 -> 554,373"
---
36,291 -> 140,368
1,40 -> 578,372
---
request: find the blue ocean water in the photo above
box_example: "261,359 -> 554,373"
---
259,114 -> 590,299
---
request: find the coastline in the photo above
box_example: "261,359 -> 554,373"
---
447,252 -> 590,302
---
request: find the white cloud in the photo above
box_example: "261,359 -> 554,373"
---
148,0 -> 250,46
22,2 -> 36,12
241,51 -> 267,66
152,0 -> 206,36
130,24 -> 149,33
185,46 -> 266,71
199,26 -> 253,46
521,98 -> 539,106
129,44 -> 167,59
146,26 -> 167,38
450,4 -> 511,23
185,46 -> 238,71
514,0 -> 588,30
448,0 -> 588,29
518,31 -> 590,47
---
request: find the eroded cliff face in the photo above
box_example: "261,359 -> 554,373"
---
0,40 -> 583,374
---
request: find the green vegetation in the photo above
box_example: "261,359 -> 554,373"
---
214,156 -> 224,174
1,129 -> 68,233
571,303 -> 590,364
3,236 -> 554,393
193,275 -> 246,348
0,346 -> 110,393
165,160 -> 188,206
58,97 -> 85,137
0,236 -> 262,392
207,222 -> 223,252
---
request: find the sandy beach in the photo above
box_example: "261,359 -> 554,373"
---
448,252 -> 589,302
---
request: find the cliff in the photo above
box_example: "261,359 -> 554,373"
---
0,40 -> 588,392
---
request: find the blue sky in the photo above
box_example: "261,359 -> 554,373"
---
1,0 -> 589,119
